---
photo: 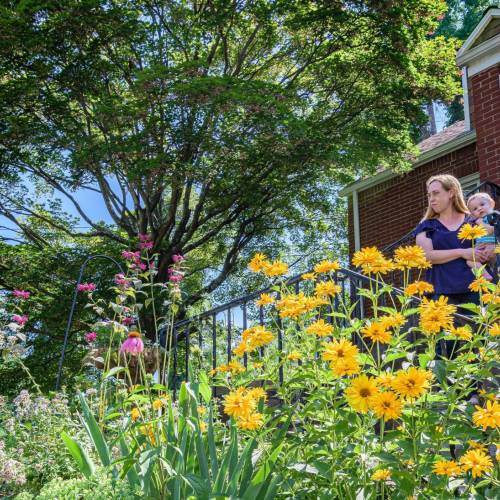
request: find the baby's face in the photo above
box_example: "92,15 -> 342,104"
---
468,197 -> 494,218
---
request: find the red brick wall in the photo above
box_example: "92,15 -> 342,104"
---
470,64 -> 500,183
347,143 -> 478,257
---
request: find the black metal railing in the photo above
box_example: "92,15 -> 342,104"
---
167,267 -> 435,399
382,180 -> 500,255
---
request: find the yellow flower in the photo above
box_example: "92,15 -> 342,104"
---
237,412 -> 264,430
467,440 -> 488,452
459,449 -> 493,478
394,245 -> 431,269
306,319 -> 334,337
247,387 -> 267,402
330,357 -> 361,377
419,296 -> 456,335
197,406 -> 207,416
287,351 -> 302,361
371,392 -> 402,421
448,325 -> 472,341
131,407 -> 141,422
315,281 -> 341,298
262,259 -> 288,277
314,260 -> 341,274
199,421 -> 207,432
469,276 -> 491,293
458,223 -> 488,241
361,322 -> 392,344
432,460 -> 462,476
248,253 -> 269,273
152,399 -> 164,411
376,372 -> 395,390
345,375 -> 379,413
255,293 -> 275,307
371,469 -> 391,481
478,389 -> 497,401
276,292 -> 318,319
392,367 -> 433,400
223,388 -> 256,418
139,424 -> 156,445
380,313 -> 406,330
321,338 -> 359,363
234,326 -> 274,356
404,281 -> 434,296
216,361 -> 246,374
353,247 -> 394,274
252,361 -> 264,369
301,272 -> 316,281
472,401 -> 500,430
489,323 -> 500,336
481,292 -> 500,305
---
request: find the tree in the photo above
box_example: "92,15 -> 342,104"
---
434,0 -> 497,125
0,0 -> 460,338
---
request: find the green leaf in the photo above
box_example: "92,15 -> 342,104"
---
181,473 -> 210,500
61,431 -> 95,478
78,393 -> 111,468
118,436 -> 141,488
104,366 -> 126,379
199,372 -> 212,404
207,405 -> 218,478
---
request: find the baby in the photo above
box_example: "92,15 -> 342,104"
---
467,192 -> 496,280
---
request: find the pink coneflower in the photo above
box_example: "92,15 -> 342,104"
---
172,254 -> 185,263
138,233 -> 152,242
122,317 -> 135,326
77,283 -> 96,293
169,273 -> 184,284
132,262 -> 147,271
12,315 -> 28,326
139,241 -> 154,250
84,332 -> 97,343
122,250 -> 141,260
120,331 -> 144,355
13,290 -> 30,300
114,274 -> 131,288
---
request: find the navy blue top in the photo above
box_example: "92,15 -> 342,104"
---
413,216 -> 475,295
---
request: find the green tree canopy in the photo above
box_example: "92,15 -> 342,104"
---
0,0 -> 460,334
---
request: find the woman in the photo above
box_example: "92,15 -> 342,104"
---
414,174 -> 489,307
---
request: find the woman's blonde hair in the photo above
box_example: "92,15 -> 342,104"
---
423,174 -> 469,220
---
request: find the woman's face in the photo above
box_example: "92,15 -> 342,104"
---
427,181 -> 453,214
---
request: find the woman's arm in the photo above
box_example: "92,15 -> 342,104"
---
415,232 -> 485,264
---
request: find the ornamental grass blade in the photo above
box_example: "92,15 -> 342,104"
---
227,437 -> 257,496
207,404 -> 218,478
61,431 -> 95,478
78,392 -> 111,467
118,436 -> 141,488
241,442 -> 284,500
213,424 -> 237,493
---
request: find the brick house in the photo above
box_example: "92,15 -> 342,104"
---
341,7 -> 500,258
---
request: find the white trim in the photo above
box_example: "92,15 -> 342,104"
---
456,8 -> 500,76
352,190 -> 360,251
457,8 -> 500,55
339,130 -> 476,196
461,66 -> 471,131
